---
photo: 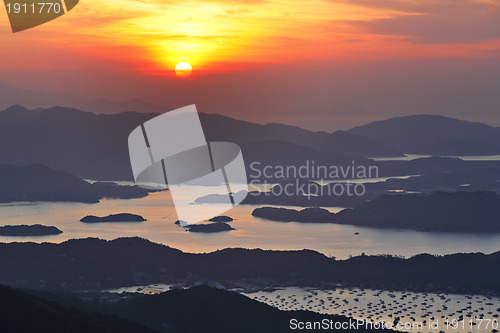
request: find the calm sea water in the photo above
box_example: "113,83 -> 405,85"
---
0,191 -> 499,259
103,284 -> 500,333
245,287 -> 500,333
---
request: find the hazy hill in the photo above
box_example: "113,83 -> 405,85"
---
0,164 -> 148,203
0,80 -> 170,114
0,81 -> 86,111
0,105 -> 397,180
79,98 -> 172,115
349,114 -> 500,155
0,105 -> 155,180
214,120 -> 402,157
3,106 -> 500,181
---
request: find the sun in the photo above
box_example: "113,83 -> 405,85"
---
175,62 -> 192,77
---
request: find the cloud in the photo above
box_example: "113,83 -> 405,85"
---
337,0 -> 500,44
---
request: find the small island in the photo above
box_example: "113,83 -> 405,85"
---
187,223 -> 235,233
208,216 -> 234,223
80,213 -> 146,223
252,207 -> 335,223
0,224 -> 62,236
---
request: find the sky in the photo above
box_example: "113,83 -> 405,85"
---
1,0 -> 500,130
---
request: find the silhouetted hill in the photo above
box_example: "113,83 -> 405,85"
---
0,105 -> 156,180
0,284 -> 156,333
253,191 -> 500,232
337,191 -> 500,232
0,237 -> 499,294
249,122 -> 401,157
3,106 -> 500,183
106,286 -> 394,333
0,105 -> 400,180
23,285 -> 396,333
240,140 -> 370,180
349,115 -> 500,155
204,113 -> 400,156
0,164 -> 149,203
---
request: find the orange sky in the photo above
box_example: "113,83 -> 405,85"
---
1,0 -> 500,130
2,0 -> 499,74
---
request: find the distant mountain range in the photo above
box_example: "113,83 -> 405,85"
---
202,114 -> 401,157
1,105 -> 499,180
0,105 -> 395,180
349,114 -> 500,156
0,80 -> 171,114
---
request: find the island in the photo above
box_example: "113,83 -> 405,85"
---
336,191 -> 500,232
80,213 -> 146,223
252,191 -> 500,232
0,224 -> 62,236
208,216 -> 234,223
187,223 -> 234,233
252,207 -> 335,223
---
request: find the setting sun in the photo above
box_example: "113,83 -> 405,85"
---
175,62 -> 192,77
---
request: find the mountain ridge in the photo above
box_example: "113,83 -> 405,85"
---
349,114 -> 500,155
0,105 -> 399,180
0,237 -> 499,294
